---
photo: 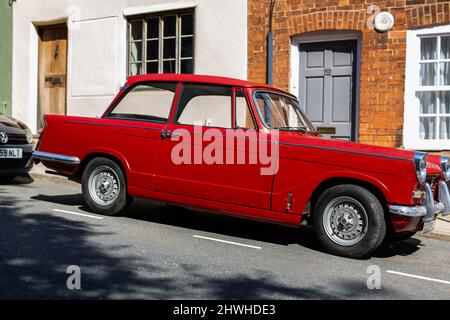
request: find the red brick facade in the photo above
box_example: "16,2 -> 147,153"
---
248,0 -> 450,147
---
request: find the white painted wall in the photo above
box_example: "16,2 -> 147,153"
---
12,0 -> 248,133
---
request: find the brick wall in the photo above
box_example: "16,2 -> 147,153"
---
248,0 -> 450,147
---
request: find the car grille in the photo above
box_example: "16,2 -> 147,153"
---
0,158 -> 31,170
3,133 -> 28,145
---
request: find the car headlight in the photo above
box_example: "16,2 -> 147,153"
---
441,156 -> 450,182
414,152 -> 427,183
25,129 -> 34,144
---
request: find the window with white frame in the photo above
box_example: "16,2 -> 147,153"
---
418,35 -> 450,140
128,11 -> 194,76
404,25 -> 450,150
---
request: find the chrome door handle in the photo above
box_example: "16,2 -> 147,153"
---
161,130 -> 181,140
161,130 -> 172,139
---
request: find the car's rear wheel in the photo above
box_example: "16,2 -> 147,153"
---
82,157 -> 127,216
313,184 -> 386,259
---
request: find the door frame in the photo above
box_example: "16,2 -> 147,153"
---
27,19 -> 69,134
37,23 -> 69,131
290,30 -> 362,142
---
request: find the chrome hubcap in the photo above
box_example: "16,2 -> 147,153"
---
323,196 -> 368,246
88,166 -> 120,206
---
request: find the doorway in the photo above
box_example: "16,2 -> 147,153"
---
37,24 -> 68,131
295,37 -> 360,142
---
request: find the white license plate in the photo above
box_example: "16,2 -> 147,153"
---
0,148 -> 23,159
423,220 -> 436,234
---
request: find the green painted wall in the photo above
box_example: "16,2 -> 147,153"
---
0,1 -> 12,116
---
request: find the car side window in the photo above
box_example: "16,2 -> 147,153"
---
175,84 -> 232,128
108,82 -> 177,122
235,90 -> 256,130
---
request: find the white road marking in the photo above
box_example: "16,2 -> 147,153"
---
52,209 -> 104,220
193,235 -> 262,250
387,270 -> 450,285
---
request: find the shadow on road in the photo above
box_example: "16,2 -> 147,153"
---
31,192 -> 424,261
2,186 -> 405,299
0,174 -> 34,186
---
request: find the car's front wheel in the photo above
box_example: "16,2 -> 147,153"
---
82,157 -> 127,216
313,184 -> 386,259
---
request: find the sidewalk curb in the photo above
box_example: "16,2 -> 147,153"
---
420,232 -> 450,242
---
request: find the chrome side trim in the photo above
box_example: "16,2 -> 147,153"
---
438,181 -> 450,216
32,151 -> 80,165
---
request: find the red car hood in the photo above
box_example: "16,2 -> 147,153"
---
283,133 -> 415,160
281,133 -> 443,176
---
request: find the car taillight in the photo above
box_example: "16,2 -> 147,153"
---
35,119 -> 47,150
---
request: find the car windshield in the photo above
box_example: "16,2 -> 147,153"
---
253,91 -> 317,133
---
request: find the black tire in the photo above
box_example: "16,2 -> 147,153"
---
313,184 -> 386,259
81,157 -> 128,216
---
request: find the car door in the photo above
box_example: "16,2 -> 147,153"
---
154,84 -> 273,209
102,81 -> 178,191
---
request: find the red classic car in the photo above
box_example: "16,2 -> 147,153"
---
33,74 -> 450,258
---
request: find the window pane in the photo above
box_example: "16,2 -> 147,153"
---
420,63 -> 437,86
421,37 -> 437,60
440,117 -> 450,139
129,42 -> 142,63
181,14 -> 194,35
181,37 -> 193,58
163,16 -> 176,37
440,63 -> 450,86
420,117 -> 436,140
441,91 -> 450,114
147,40 -> 159,60
163,60 -> 176,73
110,83 -> 177,122
419,91 -> 436,114
441,36 -> 450,59
130,20 -> 143,41
163,39 -> 176,59
147,18 -> 159,39
236,92 -> 255,129
129,63 -> 142,76
254,92 -> 310,129
180,59 -> 193,74
176,84 -> 232,128
146,62 -> 159,74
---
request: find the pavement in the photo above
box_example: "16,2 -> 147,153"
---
0,166 -> 448,299
29,163 -> 450,241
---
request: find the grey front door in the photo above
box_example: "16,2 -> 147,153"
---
299,40 -> 357,141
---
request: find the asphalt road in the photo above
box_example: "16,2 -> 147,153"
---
0,176 -> 449,300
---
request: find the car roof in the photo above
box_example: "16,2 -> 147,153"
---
126,74 -> 296,98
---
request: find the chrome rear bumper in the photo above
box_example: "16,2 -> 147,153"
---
32,151 -> 80,165
389,181 -> 450,219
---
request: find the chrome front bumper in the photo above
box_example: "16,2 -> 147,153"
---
389,181 -> 450,221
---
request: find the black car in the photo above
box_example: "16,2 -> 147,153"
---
0,113 -> 34,177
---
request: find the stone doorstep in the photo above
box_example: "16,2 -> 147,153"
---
29,164 -> 450,240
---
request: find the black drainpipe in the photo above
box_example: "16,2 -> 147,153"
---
266,0 -> 276,85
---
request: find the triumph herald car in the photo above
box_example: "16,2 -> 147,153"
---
32,74 -> 450,258
0,113 -> 35,177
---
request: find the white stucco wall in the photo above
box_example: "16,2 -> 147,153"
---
12,0 -> 248,133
